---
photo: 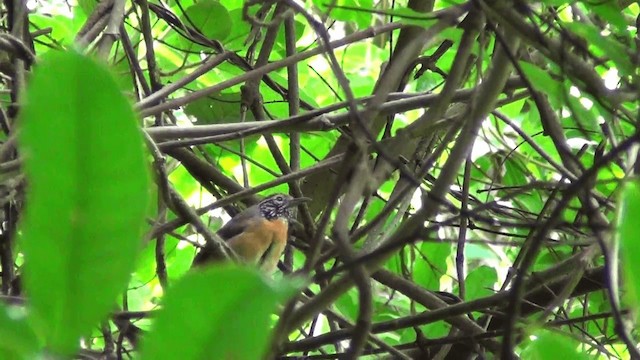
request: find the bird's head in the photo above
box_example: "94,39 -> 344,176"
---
258,193 -> 310,220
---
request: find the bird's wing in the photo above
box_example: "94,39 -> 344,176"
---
216,205 -> 260,240
192,205 -> 260,267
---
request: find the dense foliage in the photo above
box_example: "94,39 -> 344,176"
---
0,0 -> 638,358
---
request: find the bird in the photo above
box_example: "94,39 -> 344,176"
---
192,193 -> 310,274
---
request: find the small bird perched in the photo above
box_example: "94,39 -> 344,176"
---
116,194 -> 310,347
192,193 -> 310,274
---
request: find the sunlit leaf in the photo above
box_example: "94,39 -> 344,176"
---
414,242 -> 452,290
521,330 -> 592,360
564,22 -> 635,77
518,62 -> 563,105
591,2 -> 629,35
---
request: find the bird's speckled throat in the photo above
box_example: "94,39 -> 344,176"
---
258,194 -> 293,220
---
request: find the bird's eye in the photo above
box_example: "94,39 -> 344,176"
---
276,195 -> 284,203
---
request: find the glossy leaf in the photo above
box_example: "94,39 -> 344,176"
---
18,50 -> 150,355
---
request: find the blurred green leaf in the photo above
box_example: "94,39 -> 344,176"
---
414,242 -> 452,290
182,0 -> 232,43
540,0 -> 569,6
564,22 -> 634,77
617,180 -> 640,310
464,265 -> 497,300
225,8 -> 252,51
521,330 -> 592,360
184,93 -> 253,124
275,18 -> 306,49
518,62 -> 563,105
18,50 -> 150,355
30,14 -> 81,46
336,288 -> 359,320
77,0 -> 98,17
419,322 -> 450,338
503,158 -> 528,187
162,0 -> 232,54
590,2 -> 629,35
596,164 -> 623,197
0,306 -> 39,359
518,192 -> 544,215
140,265 -> 300,360
315,0 -> 374,29
465,244 -> 499,263
564,96 -> 599,133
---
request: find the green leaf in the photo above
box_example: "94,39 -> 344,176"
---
591,2 -> 629,35
336,289 -> 359,320
464,265 -> 497,300
184,92 -> 253,124
18,50 -> 150,355
315,0 -> 374,29
564,22 -> 635,77
503,158 -> 528,187
617,180 -> 640,310
518,62 -> 563,106
540,0 -> 570,6
414,242 -> 452,290
30,14 -> 82,46
275,18 -> 306,49
521,330 -> 592,360
140,265 -> 300,360
225,8 -> 252,51
374,6 -> 438,27
182,0 -> 232,43
563,95 -> 599,134
596,163 -> 623,197
0,305 -> 40,358
77,0 -> 98,17
419,322 -> 450,339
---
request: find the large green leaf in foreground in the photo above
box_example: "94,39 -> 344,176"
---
0,305 -> 39,358
18,50 -> 149,355
617,180 -> 640,314
140,265 -> 299,360
522,330 -> 591,360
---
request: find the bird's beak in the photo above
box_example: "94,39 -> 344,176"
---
287,197 -> 311,207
